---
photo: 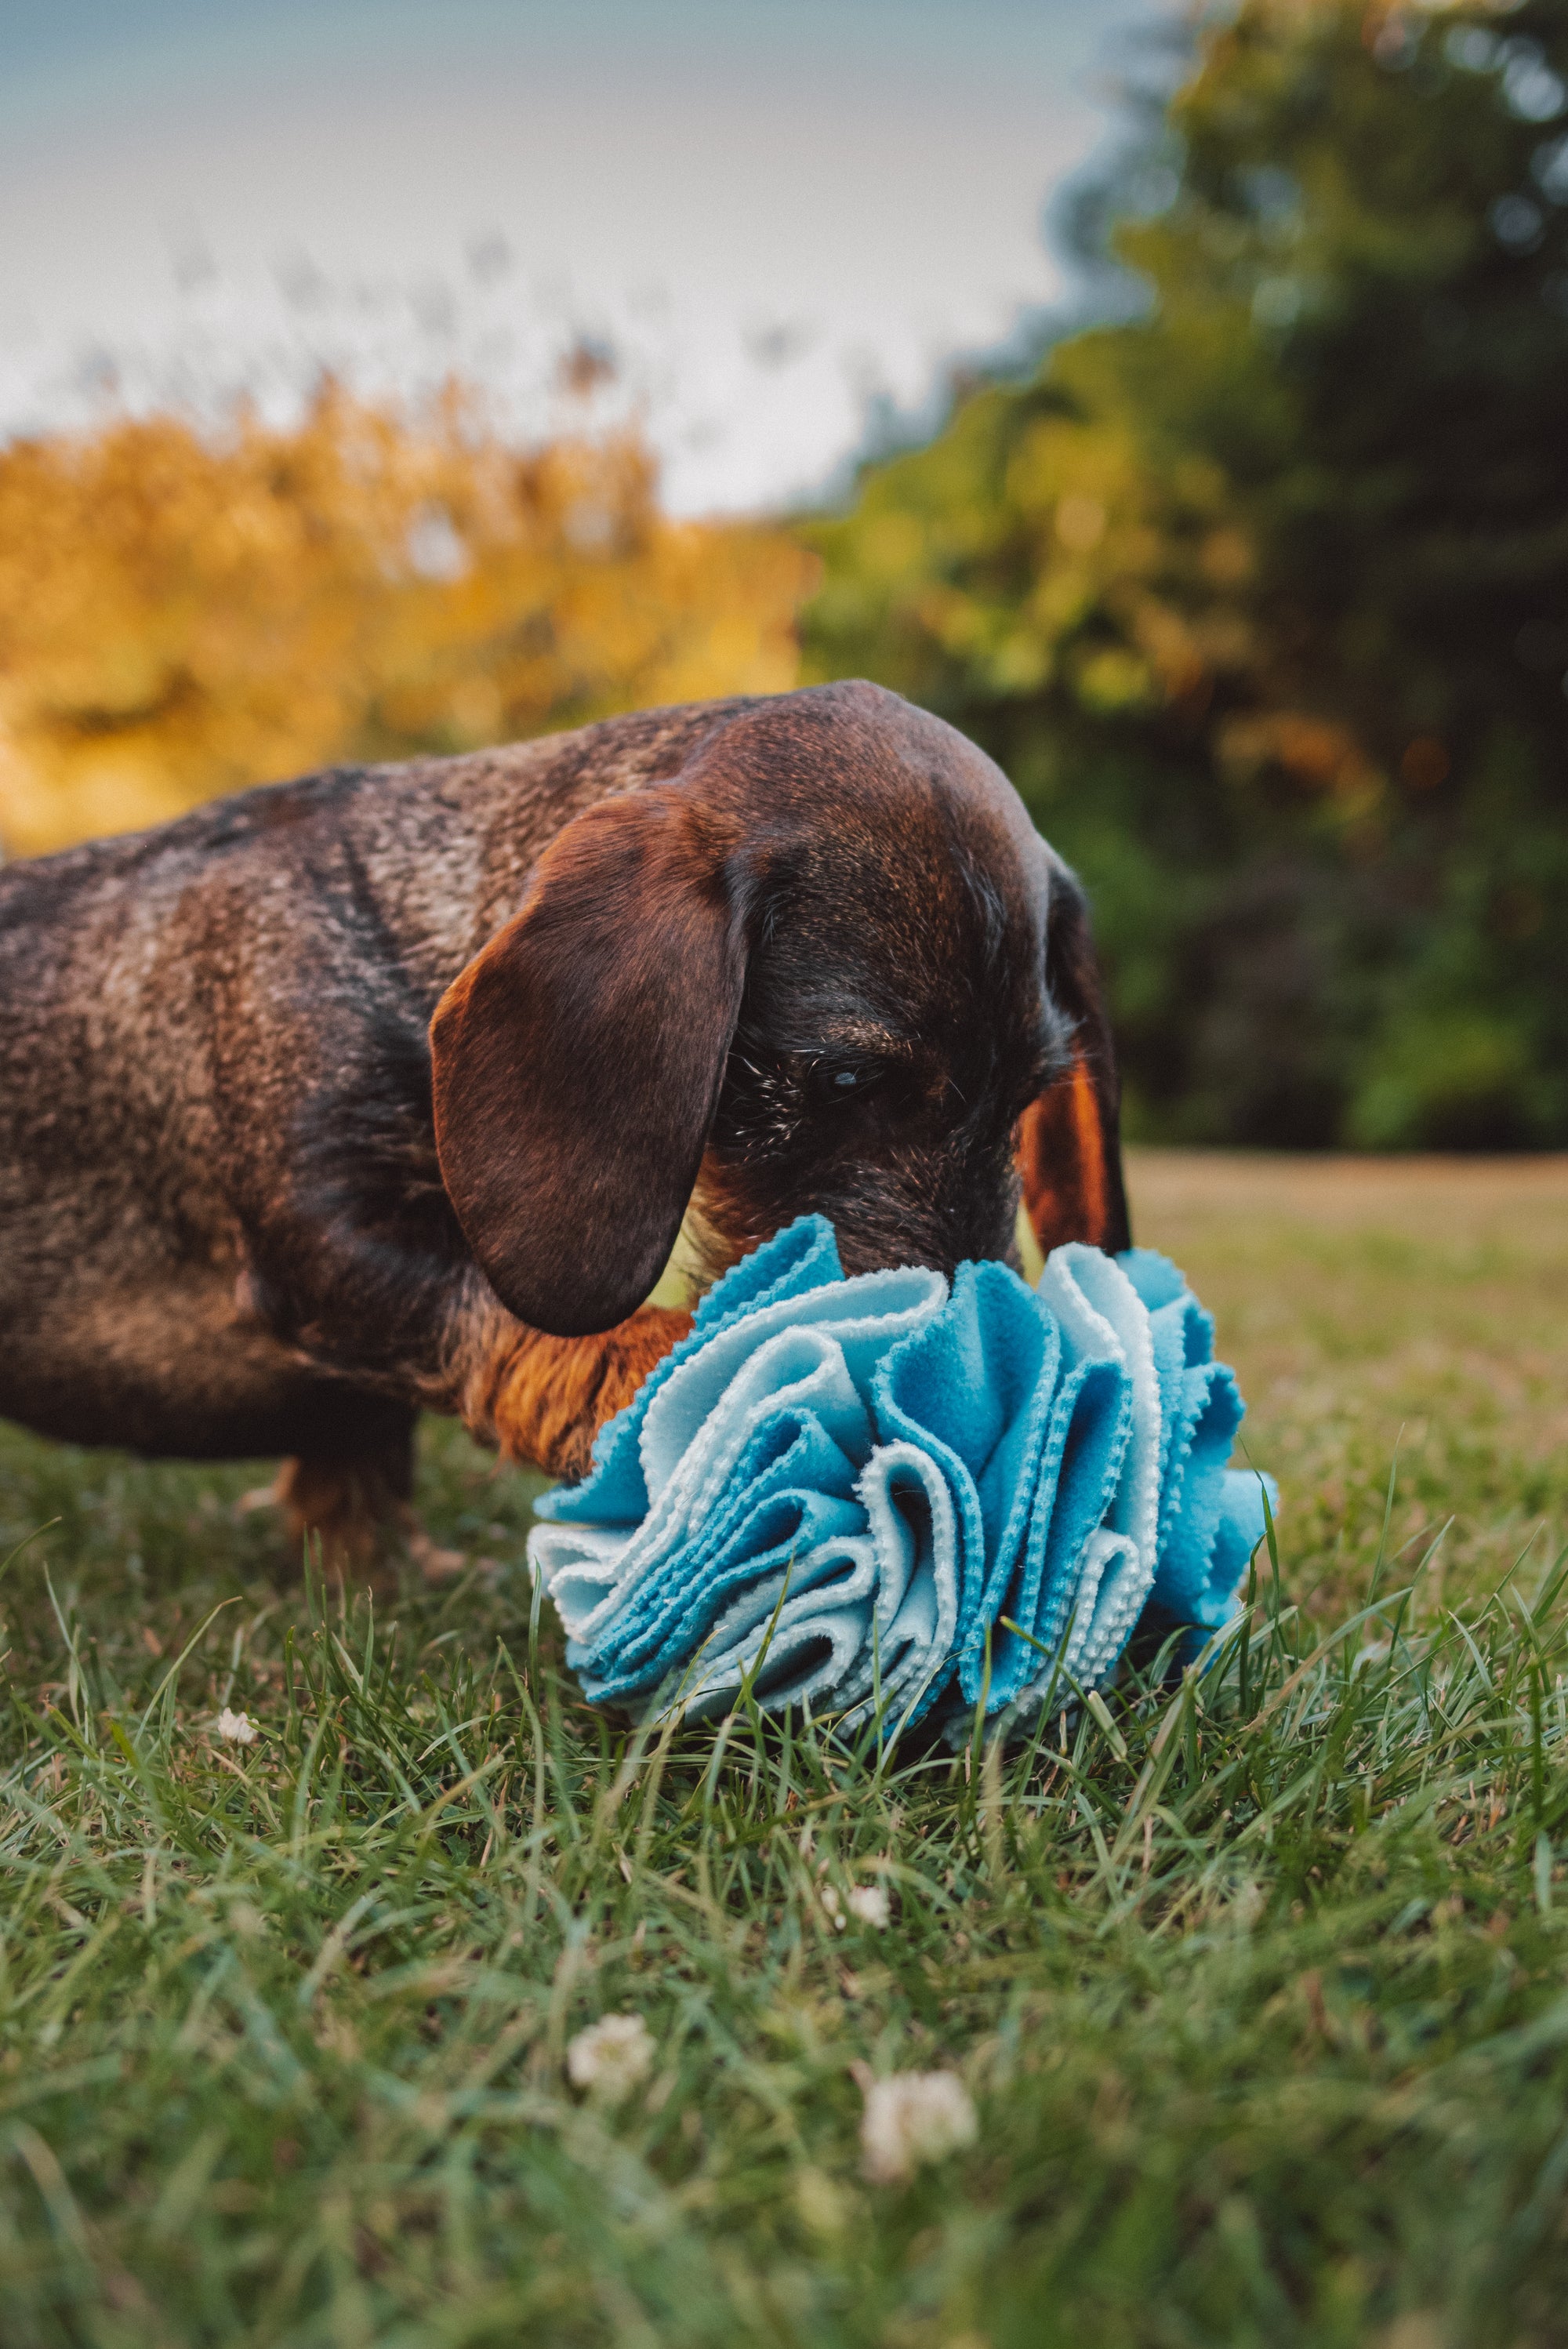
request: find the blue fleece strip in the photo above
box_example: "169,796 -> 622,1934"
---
528,1215 -> 1273,1727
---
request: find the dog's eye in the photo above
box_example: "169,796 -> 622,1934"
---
806,1058 -> 884,1105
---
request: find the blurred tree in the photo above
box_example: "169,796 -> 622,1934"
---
804,0 -> 1568,1148
0,383 -> 814,858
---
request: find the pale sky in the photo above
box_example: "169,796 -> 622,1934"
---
0,0 -> 1171,514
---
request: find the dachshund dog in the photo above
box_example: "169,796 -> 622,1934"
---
0,681 -> 1129,1562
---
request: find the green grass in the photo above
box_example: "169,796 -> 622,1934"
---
2,1153 -> 1567,2349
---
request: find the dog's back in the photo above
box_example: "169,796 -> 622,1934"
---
0,702 -> 752,1456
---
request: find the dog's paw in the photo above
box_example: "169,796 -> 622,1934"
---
404,1529 -> 499,1588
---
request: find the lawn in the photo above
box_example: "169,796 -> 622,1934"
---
1,1151 -> 1566,2349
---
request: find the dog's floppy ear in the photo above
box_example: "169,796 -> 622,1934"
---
1016,868 -> 1132,1257
430,788 -> 749,1337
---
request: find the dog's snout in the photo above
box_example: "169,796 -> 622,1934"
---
803,1143 -> 1023,1286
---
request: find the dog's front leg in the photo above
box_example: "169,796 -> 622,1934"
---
450,1295 -> 692,1482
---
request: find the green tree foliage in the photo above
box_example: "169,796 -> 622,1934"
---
803,0 -> 1568,1148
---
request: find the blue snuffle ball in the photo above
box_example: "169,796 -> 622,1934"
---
528,1215 -> 1273,1731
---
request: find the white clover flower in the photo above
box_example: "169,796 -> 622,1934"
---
1230,1879 -> 1265,1930
216,1708 -> 257,1745
565,2012 -> 654,2100
846,1883 -> 890,1929
860,2069 -> 978,2184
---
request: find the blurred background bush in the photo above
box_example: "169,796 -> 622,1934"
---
805,0 -> 1568,1152
0,386 -> 811,855
3,0 -> 1565,1151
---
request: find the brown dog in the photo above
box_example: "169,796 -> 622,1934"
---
0,681 -> 1128,1558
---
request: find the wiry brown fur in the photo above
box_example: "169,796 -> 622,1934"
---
0,682 -> 1128,1563
458,1305 -> 694,1483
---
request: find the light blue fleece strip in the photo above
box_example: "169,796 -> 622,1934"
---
528,1215 -> 1275,1729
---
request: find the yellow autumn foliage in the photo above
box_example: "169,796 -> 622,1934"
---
0,384 -> 818,858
